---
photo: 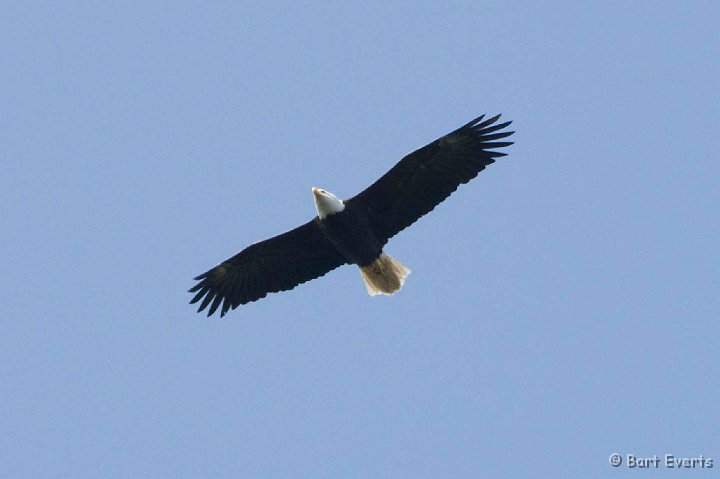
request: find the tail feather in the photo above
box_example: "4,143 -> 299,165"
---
359,252 -> 411,296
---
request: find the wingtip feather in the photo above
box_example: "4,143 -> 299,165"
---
467,114 -> 485,127
483,141 -> 514,149
189,287 -> 207,304
476,113 -> 502,129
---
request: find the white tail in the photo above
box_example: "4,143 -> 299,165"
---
359,252 -> 411,296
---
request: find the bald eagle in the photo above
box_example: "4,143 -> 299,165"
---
189,114 -> 514,316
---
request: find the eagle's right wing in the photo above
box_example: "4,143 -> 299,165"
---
189,219 -> 347,317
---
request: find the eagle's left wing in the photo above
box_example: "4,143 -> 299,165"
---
346,114 -> 513,244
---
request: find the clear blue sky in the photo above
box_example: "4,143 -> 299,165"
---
3,1 -> 718,477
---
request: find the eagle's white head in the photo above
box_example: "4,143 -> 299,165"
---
312,187 -> 345,219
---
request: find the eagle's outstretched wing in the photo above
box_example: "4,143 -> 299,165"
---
189,219 -> 346,317
347,114 -> 513,244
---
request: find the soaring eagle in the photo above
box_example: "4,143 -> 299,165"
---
189,114 -> 514,317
